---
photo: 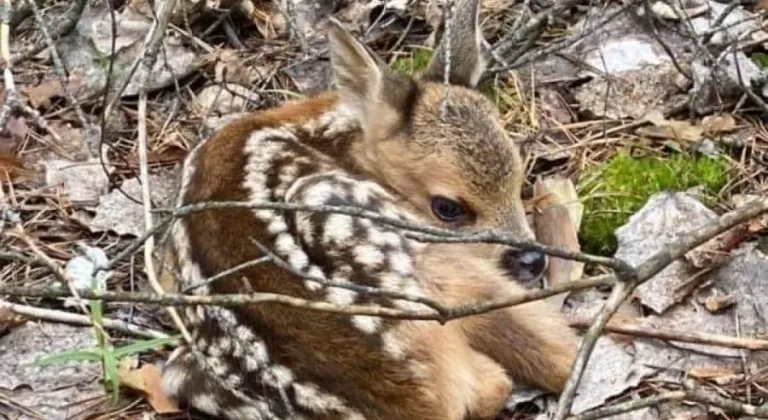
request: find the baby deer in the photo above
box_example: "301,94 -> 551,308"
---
159,0 -> 579,418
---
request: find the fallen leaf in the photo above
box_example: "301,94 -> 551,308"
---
532,177 -> 584,306
637,112 -> 704,143
616,192 -> 718,314
688,367 -> 734,379
0,306 -> 27,335
5,115 -> 28,139
45,158 -> 112,206
701,113 -> 738,133
0,153 -> 33,183
571,336 -> 656,414
85,171 -> 179,237
0,323 -> 105,419
21,75 -> 85,109
118,363 -> 180,414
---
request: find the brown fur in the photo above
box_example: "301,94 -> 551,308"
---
159,2 -> 578,419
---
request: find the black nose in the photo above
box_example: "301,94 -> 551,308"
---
502,248 -> 548,284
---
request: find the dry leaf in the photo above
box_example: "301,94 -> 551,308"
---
638,112 -> 704,143
45,158 -> 112,205
0,306 -> 27,335
688,367 -> 735,380
118,363 -> 180,414
701,113 -> 737,133
22,75 -> 85,108
0,153 -> 33,183
616,192 -> 718,314
532,177 -> 584,306
85,172 -> 179,237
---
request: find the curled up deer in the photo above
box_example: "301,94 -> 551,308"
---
159,0 -> 579,418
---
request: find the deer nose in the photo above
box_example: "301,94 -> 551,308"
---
502,248 -> 548,284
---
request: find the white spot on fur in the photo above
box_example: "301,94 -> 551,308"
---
263,365 -> 295,388
274,233 -> 308,272
292,382 -> 349,414
378,272 -> 404,290
352,315 -> 381,334
160,359 -> 188,395
323,214 -> 354,244
206,354 -> 229,376
267,218 -> 288,235
326,287 -> 357,306
224,404 -> 271,420
353,244 -> 384,267
303,181 -> 334,207
235,324 -> 255,342
381,329 -> 407,360
192,393 -> 221,416
388,251 -> 413,275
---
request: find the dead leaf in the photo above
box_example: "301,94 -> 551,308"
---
45,158 -> 112,206
688,367 -> 734,379
701,113 -> 737,134
532,177 -> 584,306
0,153 -> 34,183
616,192 -> 718,314
0,306 -> 27,335
22,75 -> 85,109
124,145 -> 187,169
638,112 -> 704,143
84,171 -> 179,237
571,336 -> 656,414
5,115 -> 28,139
0,323 -> 105,419
118,363 -> 180,414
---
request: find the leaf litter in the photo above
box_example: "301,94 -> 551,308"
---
4,0 -> 768,418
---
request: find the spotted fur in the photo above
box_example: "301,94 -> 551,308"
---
159,1 -> 579,419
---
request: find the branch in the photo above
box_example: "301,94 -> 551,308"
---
0,274 -> 613,321
553,196 -> 768,419
569,316 -> 768,351
0,300 -> 169,339
138,200 -> 632,273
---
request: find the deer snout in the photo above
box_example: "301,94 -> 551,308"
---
501,248 -> 548,284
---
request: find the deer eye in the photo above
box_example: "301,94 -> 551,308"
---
430,196 -> 465,222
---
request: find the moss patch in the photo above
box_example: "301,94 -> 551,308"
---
578,152 -> 730,256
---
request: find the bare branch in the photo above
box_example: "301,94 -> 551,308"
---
553,196 -> 768,419
569,316 -> 768,351
0,300 -> 169,339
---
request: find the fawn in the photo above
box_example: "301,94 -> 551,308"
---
159,0 -> 579,418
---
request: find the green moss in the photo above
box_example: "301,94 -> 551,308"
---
578,152 -> 730,256
392,48 -> 434,75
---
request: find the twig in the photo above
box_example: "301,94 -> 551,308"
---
141,200 -> 631,273
0,300 -> 169,339
568,391 -> 687,420
569,316 -> 768,351
0,0 -> 72,159
6,224 -> 111,341
492,0 -> 582,57
10,0 -> 87,64
0,274 -> 614,321
553,196 -> 768,419
131,0 -> 190,346
24,0 -> 90,129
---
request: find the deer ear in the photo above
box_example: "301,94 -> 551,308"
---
421,0 -> 487,88
326,18 -> 416,133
